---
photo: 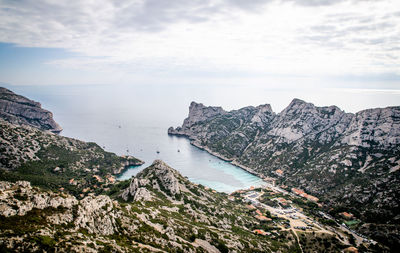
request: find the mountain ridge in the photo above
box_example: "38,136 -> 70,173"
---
169,99 -> 400,249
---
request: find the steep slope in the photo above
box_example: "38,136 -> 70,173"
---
0,119 -> 143,197
169,100 -> 400,249
0,87 -> 62,133
0,161 -> 352,252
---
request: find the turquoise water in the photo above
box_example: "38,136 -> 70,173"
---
6,84 -> 265,193
117,134 -> 265,192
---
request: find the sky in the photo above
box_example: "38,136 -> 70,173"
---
0,0 -> 399,110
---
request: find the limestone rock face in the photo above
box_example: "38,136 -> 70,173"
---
121,177 -> 153,201
74,195 -> 120,235
268,99 -> 351,143
341,106 -> 400,148
0,87 -> 62,133
183,102 -> 226,130
168,101 -> 226,136
168,99 -> 400,232
0,181 -> 78,217
121,160 -> 188,201
144,159 -> 182,195
0,181 -> 121,236
170,99 -> 400,149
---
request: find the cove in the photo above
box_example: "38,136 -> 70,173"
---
7,84 -> 265,193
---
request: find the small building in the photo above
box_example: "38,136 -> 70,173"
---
277,198 -> 287,204
274,169 -> 284,177
255,215 -> 272,221
292,188 -> 305,196
247,204 -> 256,210
344,246 -> 358,253
306,195 -> 319,202
93,175 -> 104,183
253,229 -> 267,235
106,175 -> 116,183
292,188 -> 319,202
340,212 -> 354,220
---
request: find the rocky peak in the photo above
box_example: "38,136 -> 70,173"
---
183,101 -> 225,128
0,87 -> 62,133
279,98 -> 315,116
256,103 -> 273,114
250,103 -> 275,126
281,99 -> 345,121
170,99 -> 400,147
121,160 -> 187,201
266,99 -> 351,143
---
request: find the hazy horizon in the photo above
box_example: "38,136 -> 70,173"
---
3,82 -> 399,115
1,0 -> 400,113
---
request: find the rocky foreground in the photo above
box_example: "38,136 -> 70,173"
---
169,100 -> 400,249
0,160 -> 329,252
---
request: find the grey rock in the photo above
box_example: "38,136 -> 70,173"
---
121,160 -> 186,201
74,195 -> 119,235
169,99 -> 400,232
121,177 -> 153,201
0,87 -> 62,133
0,181 -> 78,217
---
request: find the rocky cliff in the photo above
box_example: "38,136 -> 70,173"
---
0,87 -> 62,133
169,100 -> 400,249
169,99 -> 400,149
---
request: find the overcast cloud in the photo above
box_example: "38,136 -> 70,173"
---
0,0 -> 399,85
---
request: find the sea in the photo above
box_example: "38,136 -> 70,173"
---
7,82 -> 398,192
7,83 -> 271,192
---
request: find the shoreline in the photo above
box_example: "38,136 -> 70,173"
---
192,142 -> 266,179
114,156 -> 145,177
169,132 -> 265,180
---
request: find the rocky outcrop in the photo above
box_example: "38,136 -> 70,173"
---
170,100 -> 400,148
74,195 -> 120,235
0,87 -> 62,133
168,102 -> 226,136
181,102 -> 226,130
121,160 -> 187,201
121,177 -> 153,201
0,181 -> 123,236
169,100 -> 400,248
0,181 -> 78,217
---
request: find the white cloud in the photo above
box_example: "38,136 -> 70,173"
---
0,0 -> 399,84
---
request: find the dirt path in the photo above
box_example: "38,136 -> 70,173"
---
291,228 -> 304,253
